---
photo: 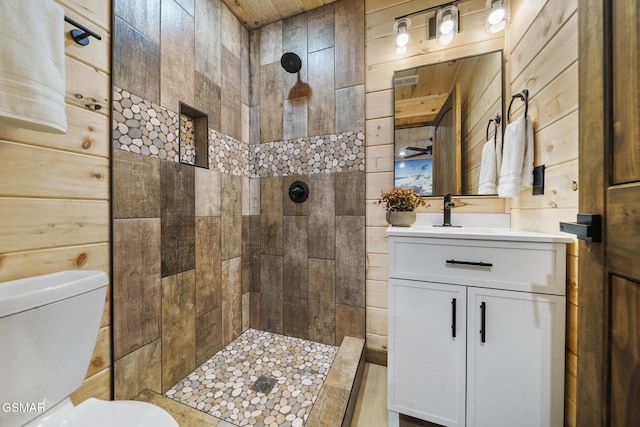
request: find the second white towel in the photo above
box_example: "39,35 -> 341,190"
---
478,137 -> 498,195
498,114 -> 533,198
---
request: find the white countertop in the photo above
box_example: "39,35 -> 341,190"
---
386,225 -> 575,243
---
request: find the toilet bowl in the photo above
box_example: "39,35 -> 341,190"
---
23,398 -> 178,427
0,271 -> 179,427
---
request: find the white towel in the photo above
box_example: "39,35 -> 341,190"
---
498,114 -> 534,198
0,0 -> 67,133
478,131 -> 502,195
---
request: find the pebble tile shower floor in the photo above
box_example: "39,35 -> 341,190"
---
165,329 -> 339,427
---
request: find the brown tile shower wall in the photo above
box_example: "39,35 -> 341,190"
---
112,150 -> 246,398
112,0 -> 249,400
252,171 -> 366,346
249,0 -> 365,144
112,0 -> 366,402
249,0 -> 366,347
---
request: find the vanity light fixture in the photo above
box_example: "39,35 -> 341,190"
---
486,0 -> 508,33
392,1 -> 462,55
393,18 -> 412,55
436,5 -> 459,46
392,0 -> 509,54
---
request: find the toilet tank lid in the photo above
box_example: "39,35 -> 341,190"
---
0,270 -> 108,318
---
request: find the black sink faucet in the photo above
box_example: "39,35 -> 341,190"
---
443,193 -> 455,226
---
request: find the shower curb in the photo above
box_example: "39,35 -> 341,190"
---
305,336 -> 366,427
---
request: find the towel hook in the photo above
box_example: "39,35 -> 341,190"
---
485,114 -> 502,142
507,89 -> 529,123
64,15 -> 102,46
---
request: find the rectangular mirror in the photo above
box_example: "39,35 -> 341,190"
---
394,50 -> 504,196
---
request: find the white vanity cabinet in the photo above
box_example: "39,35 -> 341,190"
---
387,228 -> 572,427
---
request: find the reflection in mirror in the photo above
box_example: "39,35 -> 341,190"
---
394,50 -> 503,196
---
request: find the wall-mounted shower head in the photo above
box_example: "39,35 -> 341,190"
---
280,52 -> 302,73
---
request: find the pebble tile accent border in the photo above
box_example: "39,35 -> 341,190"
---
113,87 -> 365,177
209,129 -> 251,176
249,132 -> 365,177
112,87 -> 179,161
165,328 -> 339,427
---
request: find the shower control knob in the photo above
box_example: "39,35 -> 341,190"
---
288,181 -> 309,203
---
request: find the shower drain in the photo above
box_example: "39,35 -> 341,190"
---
251,375 -> 277,394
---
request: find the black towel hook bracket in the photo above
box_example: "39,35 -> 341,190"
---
64,15 -> 102,46
507,89 -> 529,123
485,114 -> 502,142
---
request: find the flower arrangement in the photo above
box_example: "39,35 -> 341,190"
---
377,187 -> 427,212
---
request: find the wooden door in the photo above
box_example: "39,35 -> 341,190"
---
433,83 -> 461,195
466,288 -> 565,427
388,279 -> 466,427
578,0 -> 640,425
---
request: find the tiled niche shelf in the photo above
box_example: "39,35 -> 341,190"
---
179,102 -> 209,169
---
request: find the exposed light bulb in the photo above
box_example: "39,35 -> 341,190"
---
436,5 -> 458,45
393,18 -> 412,54
487,8 -> 505,25
396,29 -> 410,47
486,0 -> 507,34
439,13 -> 454,35
398,151 -> 406,157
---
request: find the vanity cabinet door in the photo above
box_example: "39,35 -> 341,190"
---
388,279 -> 466,427
466,288 -> 566,427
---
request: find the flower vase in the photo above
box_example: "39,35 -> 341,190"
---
386,211 -> 416,227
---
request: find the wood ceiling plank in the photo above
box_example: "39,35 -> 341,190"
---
272,0 -> 303,18
222,0 -> 338,29
220,0 -> 262,29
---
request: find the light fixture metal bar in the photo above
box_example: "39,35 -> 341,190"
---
394,0 -> 464,21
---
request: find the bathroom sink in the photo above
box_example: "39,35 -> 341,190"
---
387,225 -> 574,243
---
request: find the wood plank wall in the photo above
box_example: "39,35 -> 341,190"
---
507,0 -> 579,425
364,0 -> 505,361
0,0 -> 112,403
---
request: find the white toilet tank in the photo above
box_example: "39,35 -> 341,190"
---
0,270 -> 108,427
